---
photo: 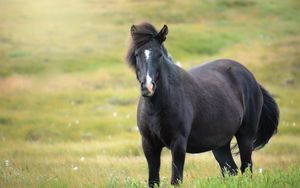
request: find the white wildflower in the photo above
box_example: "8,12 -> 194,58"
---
80,157 -> 85,161
258,168 -> 263,173
4,160 -> 9,167
113,112 -> 117,117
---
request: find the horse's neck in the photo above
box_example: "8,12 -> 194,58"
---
148,59 -> 185,104
160,61 -> 181,88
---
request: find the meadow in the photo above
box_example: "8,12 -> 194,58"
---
0,0 -> 300,187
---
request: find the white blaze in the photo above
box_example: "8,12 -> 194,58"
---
144,49 -> 152,85
144,49 -> 151,60
144,49 -> 154,93
146,71 -> 152,85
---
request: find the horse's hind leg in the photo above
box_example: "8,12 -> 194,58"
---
236,108 -> 260,173
236,135 -> 254,173
212,142 -> 238,176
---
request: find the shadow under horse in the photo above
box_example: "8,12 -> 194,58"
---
126,23 -> 279,187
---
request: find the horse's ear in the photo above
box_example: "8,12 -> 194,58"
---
130,25 -> 137,36
156,24 -> 168,43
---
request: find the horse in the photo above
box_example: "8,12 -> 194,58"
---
126,22 -> 279,187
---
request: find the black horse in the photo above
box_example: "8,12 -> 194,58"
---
126,23 -> 279,187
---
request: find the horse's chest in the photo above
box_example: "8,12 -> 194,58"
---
147,115 -> 174,147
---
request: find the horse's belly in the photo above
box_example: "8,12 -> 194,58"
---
186,135 -> 232,153
186,120 -> 240,153
186,136 -> 227,153
186,144 -> 212,153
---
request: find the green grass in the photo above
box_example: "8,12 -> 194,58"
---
0,0 -> 300,187
0,136 -> 299,187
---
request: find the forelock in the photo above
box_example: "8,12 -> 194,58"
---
126,23 -> 159,69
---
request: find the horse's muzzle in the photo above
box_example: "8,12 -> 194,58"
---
141,82 -> 156,97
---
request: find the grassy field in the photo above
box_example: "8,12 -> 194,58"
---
0,0 -> 300,187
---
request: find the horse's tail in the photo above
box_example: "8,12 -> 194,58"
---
253,85 -> 279,151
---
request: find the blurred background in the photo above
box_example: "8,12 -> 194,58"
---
0,0 -> 299,187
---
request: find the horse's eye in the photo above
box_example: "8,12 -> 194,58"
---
134,52 -> 138,58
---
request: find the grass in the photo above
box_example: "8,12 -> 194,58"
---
0,136 -> 299,187
0,0 -> 300,187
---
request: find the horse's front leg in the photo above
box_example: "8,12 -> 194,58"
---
142,138 -> 163,188
171,135 -> 187,186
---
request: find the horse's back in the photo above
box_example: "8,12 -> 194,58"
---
188,59 -> 259,98
189,59 -> 252,78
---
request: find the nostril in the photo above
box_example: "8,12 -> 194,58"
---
141,82 -> 146,89
152,82 -> 156,89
